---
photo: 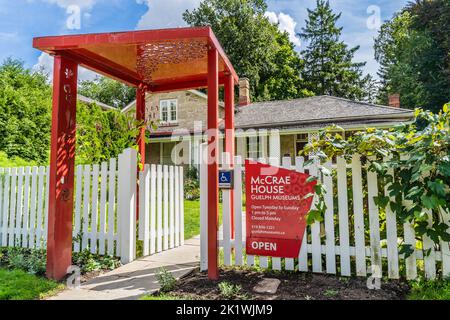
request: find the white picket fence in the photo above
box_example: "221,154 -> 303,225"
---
138,164 -> 185,256
200,148 -> 450,280
0,166 -> 50,250
0,148 -> 185,264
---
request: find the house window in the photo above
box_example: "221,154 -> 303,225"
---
295,133 -> 309,158
160,99 -> 177,124
247,136 -> 259,160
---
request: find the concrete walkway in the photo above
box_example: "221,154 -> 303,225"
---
48,237 -> 200,300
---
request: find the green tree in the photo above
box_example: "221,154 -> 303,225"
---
374,1 -> 450,112
361,74 -> 379,104
78,77 -> 136,109
0,58 -> 51,164
0,58 -> 142,166
183,0 -> 312,101
76,101 -> 142,164
299,0 -> 368,100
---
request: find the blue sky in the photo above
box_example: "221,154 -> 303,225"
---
0,0 -> 409,81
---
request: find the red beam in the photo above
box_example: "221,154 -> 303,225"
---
149,75 -> 227,93
59,49 -> 141,87
33,27 -> 239,86
207,48 -> 219,280
224,74 -> 235,239
46,55 -> 78,281
207,29 -> 239,84
33,27 -> 212,51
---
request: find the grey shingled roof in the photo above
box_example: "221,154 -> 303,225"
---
234,95 -> 414,129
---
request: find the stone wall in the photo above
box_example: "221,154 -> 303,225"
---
145,91 -> 224,131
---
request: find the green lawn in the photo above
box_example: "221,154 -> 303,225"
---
184,200 -> 223,240
0,268 -> 63,300
184,200 -> 201,240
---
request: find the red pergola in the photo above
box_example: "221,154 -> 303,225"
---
33,27 -> 238,281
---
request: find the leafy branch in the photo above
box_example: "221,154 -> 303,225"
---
302,105 -> 450,257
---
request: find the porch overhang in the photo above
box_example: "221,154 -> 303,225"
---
33,26 -> 239,90
33,27 -> 237,282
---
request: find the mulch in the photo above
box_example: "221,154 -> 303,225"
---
167,267 -> 410,300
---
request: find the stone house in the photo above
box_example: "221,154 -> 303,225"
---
120,79 -> 414,167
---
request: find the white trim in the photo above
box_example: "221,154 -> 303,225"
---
122,99 -> 136,114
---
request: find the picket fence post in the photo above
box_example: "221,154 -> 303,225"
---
138,164 -> 150,256
233,156 -> 243,266
117,148 -> 137,264
222,152 -> 232,266
441,209 -> 450,277
200,143 -> 208,271
0,168 -> 4,246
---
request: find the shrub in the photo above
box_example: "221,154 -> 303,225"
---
184,179 -> 200,200
0,247 -> 46,276
218,281 -> 243,299
186,166 -> 198,180
408,277 -> 450,300
183,166 -> 201,200
72,249 -> 121,273
303,106 -> 450,256
0,151 -> 37,167
0,247 -> 121,276
155,267 -> 177,293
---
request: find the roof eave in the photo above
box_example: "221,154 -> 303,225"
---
235,112 -> 415,130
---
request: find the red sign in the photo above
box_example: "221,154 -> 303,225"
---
245,160 -> 317,258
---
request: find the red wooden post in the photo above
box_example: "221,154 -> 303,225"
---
46,55 -> 78,281
136,84 -> 147,169
207,48 -> 219,280
136,84 -> 146,220
224,74 -> 235,239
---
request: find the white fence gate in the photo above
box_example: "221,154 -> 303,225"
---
0,148 -> 185,264
138,164 -> 185,256
200,146 -> 450,280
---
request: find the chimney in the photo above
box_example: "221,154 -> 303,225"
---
239,78 -> 251,106
388,94 -> 401,108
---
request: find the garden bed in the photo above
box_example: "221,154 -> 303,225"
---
159,267 -> 411,300
0,246 -> 121,300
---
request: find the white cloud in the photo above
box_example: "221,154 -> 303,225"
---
265,11 -> 301,48
135,0 -> 200,30
42,0 -> 97,10
33,52 -> 98,82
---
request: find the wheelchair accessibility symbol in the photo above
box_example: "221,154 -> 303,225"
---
219,170 -> 234,189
